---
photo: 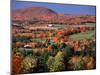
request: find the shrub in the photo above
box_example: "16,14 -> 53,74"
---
21,56 -> 37,73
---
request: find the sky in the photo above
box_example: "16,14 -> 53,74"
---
12,0 -> 96,15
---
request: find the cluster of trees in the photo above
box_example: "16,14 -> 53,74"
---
57,26 -> 95,36
12,20 -> 96,74
40,15 -> 96,25
12,23 -> 95,41
12,41 -> 72,74
12,36 -> 96,74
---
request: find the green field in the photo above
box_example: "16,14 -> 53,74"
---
52,24 -> 67,28
70,30 -> 95,40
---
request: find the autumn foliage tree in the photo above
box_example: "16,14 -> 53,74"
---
46,51 -> 65,72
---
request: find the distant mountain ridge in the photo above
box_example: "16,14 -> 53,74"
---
12,7 -> 58,21
12,6 -> 96,25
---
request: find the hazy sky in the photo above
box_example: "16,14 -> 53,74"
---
12,0 -> 96,15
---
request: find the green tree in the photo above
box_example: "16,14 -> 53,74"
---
46,51 -> 65,72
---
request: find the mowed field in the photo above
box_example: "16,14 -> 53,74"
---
70,30 -> 95,40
